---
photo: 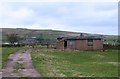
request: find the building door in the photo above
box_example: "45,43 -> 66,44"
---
64,40 -> 67,48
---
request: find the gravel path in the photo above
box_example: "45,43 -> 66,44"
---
1,49 -> 41,77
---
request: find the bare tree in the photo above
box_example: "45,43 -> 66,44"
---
6,33 -> 19,46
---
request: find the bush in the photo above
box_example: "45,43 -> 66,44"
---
103,44 -> 120,50
2,44 -> 25,47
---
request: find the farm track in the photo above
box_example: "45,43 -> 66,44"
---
1,49 -> 41,77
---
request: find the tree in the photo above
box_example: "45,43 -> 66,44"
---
38,33 -> 44,45
46,39 -> 50,48
6,33 -> 19,45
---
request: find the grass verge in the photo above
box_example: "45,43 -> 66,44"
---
1,47 -> 20,69
0,47 -> 2,70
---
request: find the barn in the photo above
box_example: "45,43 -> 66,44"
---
56,34 -> 103,50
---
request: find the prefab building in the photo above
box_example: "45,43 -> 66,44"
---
56,36 -> 103,50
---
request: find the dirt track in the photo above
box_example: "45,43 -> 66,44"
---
1,49 -> 41,77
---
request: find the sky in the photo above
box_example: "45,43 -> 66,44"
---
0,0 -> 119,35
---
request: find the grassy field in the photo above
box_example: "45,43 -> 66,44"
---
1,47 -> 20,70
0,47 -> 2,70
31,49 -> 118,77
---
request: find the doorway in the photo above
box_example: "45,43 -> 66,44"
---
64,40 -> 67,48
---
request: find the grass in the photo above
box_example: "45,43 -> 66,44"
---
31,49 -> 118,77
13,62 -> 24,73
0,47 -> 2,70
1,47 -> 20,69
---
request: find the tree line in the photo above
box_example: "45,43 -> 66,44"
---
2,33 -> 56,48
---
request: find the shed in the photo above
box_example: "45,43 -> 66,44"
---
56,35 -> 103,50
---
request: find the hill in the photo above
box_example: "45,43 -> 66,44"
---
1,28 -> 118,45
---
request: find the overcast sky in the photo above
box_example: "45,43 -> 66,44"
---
0,1 -> 118,35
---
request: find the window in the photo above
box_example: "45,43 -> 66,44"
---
68,40 -> 75,47
87,39 -> 93,46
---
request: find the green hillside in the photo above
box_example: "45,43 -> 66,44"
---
1,28 -> 119,45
